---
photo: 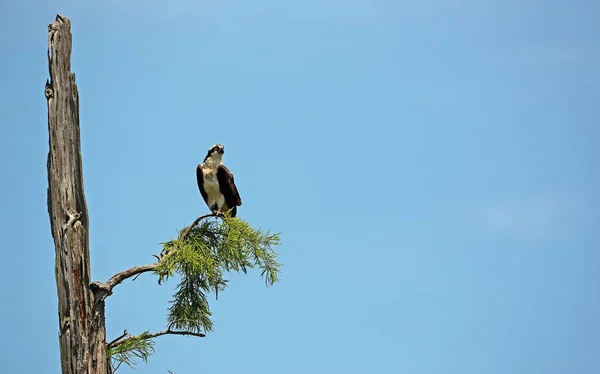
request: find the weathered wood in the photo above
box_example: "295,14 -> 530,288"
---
46,14 -> 109,374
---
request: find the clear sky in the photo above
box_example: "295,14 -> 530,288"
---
1,1 -> 599,373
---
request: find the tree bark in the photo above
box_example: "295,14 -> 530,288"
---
46,14 -> 109,374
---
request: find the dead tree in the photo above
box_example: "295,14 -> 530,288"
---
46,14 -> 280,374
46,14 -> 109,374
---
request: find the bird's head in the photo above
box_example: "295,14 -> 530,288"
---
204,144 -> 225,162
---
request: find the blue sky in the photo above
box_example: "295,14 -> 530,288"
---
1,0 -> 599,373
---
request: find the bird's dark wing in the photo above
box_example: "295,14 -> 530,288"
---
217,164 -> 242,210
196,164 -> 208,205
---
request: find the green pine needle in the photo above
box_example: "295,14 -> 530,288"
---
108,214 -> 281,371
108,331 -> 155,370
155,214 -> 281,334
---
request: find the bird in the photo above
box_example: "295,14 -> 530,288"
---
196,144 -> 242,217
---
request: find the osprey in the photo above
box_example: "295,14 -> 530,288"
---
196,144 -> 242,217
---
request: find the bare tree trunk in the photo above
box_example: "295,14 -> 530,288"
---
46,14 -> 109,374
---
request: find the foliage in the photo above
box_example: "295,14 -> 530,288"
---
107,214 -> 280,371
107,332 -> 155,371
155,214 -> 281,334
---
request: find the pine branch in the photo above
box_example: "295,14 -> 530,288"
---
157,214 -> 281,334
107,330 -> 155,370
147,329 -> 206,339
94,264 -> 157,291
103,213 -> 280,370
108,330 -> 129,347
179,213 -> 221,240
109,329 -> 205,349
90,213 -> 222,299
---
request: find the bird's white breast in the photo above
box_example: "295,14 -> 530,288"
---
202,166 -> 225,209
